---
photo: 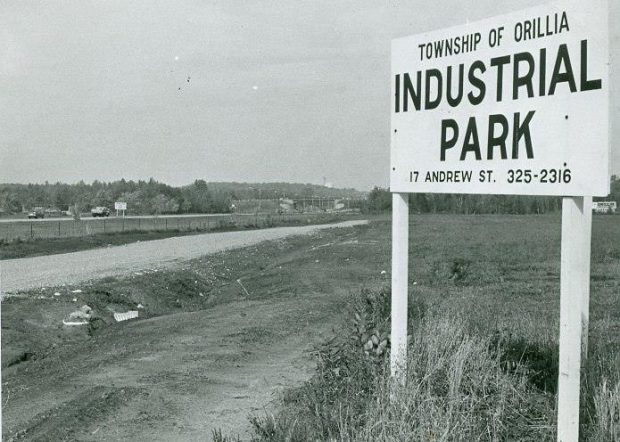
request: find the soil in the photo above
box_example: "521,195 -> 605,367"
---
2,220 -> 379,441
3,296 -> 343,441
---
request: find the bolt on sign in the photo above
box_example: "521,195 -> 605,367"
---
390,0 -> 609,196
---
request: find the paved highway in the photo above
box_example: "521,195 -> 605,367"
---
0,213 -> 254,223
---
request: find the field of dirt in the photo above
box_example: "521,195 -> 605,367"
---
2,221 -> 381,441
4,296 -> 342,441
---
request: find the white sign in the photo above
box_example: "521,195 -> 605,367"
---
592,201 -> 617,213
114,202 -> 127,210
390,0 -> 609,196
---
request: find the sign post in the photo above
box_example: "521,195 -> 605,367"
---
390,1 -> 609,439
557,196 -> 592,441
390,193 -> 409,385
580,197 -> 593,360
114,201 -> 127,217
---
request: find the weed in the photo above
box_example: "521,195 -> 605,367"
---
590,379 -> 620,441
490,330 -> 558,393
244,288 -> 554,441
450,258 -> 471,281
351,317 -> 554,442
212,428 -> 241,442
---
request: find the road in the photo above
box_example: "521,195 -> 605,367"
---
2,217 -> 376,441
0,220 -> 367,294
0,213 -> 255,223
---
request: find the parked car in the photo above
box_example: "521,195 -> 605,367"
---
91,206 -> 110,217
27,207 -> 45,219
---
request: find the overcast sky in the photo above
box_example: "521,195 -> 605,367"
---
1,0 -> 618,190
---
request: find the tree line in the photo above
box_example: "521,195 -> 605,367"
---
0,179 -> 365,215
363,175 -> 620,214
2,176 -> 617,216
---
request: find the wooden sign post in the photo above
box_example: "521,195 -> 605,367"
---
389,1 -> 609,439
557,196 -> 592,441
390,193 -> 409,384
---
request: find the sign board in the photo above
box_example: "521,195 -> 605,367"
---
390,0 -> 609,196
592,201 -> 617,213
114,202 -> 127,211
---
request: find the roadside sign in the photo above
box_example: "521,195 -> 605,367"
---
390,0 -> 609,196
389,2 -> 609,441
114,202 -> 127,211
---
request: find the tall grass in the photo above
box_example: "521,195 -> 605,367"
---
245,289 -> 556,441
591,379 -> 620,441
344,317 -> 554,442
240,285 -> 620,441
583,320 -> 620,441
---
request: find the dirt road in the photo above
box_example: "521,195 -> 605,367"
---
3,294 -> 345,441
1,220 -> 366,294
3,220 -> 381,441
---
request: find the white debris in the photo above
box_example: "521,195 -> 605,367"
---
71,289 -> 82,293
69,305 -> 92,320
413,281 -> 418,285
63,305 -> 92,326
72,298 -> 77,302
54,292 -> 61,297
380,270 -> 387,275
315,260 -> 320,263
62,319 -> 88,326
114,311 -> 139,322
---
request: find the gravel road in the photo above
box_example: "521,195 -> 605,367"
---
0,220 -> 367,294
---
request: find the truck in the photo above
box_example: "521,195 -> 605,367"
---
27,207 -> 45,219
91,206 -> 110,217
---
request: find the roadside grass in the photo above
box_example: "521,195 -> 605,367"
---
234,214 -> 620,441
0,212 -> 365,260
0,229 -> 205,260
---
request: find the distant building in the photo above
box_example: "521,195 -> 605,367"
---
45,208 -> 62,217
279,198 -> 294,212
592,201 -> 617,213
334,200 -> 345,210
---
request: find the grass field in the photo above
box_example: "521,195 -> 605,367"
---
232,214 -> 620,441
2,214 -> 619,441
